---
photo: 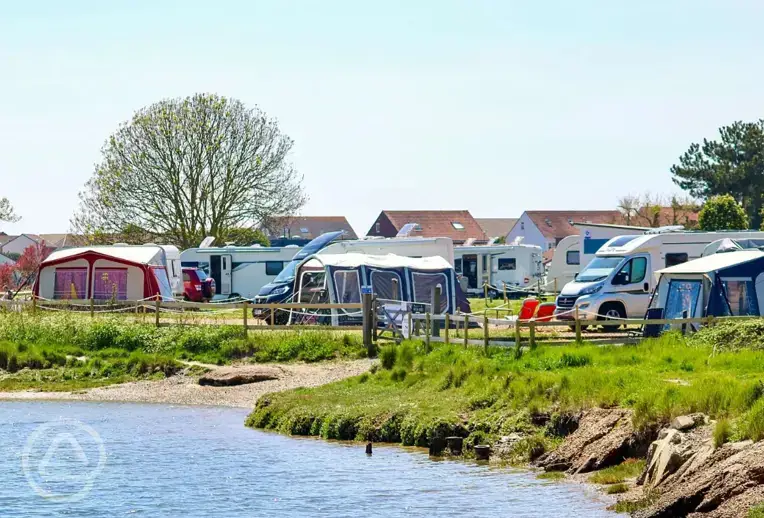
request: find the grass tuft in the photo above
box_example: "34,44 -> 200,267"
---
588,459 -> 645,485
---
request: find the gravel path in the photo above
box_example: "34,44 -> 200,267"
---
0,359 -> 373,408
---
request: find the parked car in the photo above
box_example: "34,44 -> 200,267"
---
183,267 -> 216,302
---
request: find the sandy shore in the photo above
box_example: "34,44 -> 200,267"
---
0,359 -> 373,408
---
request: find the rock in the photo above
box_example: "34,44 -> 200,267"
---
642,429 -> 696,488
198,366 -> 282,387
501,433 -> 523,444
671,415 -> 697,431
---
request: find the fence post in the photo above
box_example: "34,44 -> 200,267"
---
372,296 -> 378,342
155,295 -> 160,327
425,312 -> 431,353
391,278 -> 399,302
483,313 -> 489,354
484,282 -> 489,305
32,296 -> 36,316
463,314 -> 469,348
90,297 -> 94,318
514,318 -> 521,347
444,313 -> 450,345
243,300 -> 248,330
554,278 -> 558,294
575,306 -> 582,343
529,320 -> 536,349
432,285 -> 441,337
408,310 -> 413,339
362,292 -> 374,357
503,282 -> 507,304
681,310 -> 688,335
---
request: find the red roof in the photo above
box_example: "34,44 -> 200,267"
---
525,211 -> 623,240
366,210 -> 486,243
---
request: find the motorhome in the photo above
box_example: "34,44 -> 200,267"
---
555,229 -> 764,326
180,243 -> 300,299
254,232 -> 454,321
544,223 -> 651,292
453,244 -> 542,296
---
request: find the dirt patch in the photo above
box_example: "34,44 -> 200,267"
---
198,365 -> 283,386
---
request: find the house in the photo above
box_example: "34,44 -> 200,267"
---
506,211 -> 622,251
0,234 -> 40,257
261,216 -> 357,242
475,218 -> 518,241
0,253 -> 14,266
35,233 -> 87,249
365,210 -> 486,245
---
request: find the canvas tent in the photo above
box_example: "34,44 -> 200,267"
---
292,253 -> 469,326
34,246 -> 174,301
648,250 -> 764,324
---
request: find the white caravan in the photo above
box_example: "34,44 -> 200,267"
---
109,243 -> 183,297
555,229 -> 764,325
454,244 -> 542,296
180,244 -> 300,299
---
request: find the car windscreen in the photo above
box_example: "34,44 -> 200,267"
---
576,256 -> 623,283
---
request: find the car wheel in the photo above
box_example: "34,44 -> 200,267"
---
598,305 -> 625,333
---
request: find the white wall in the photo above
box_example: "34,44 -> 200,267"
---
505,213 -> 549,250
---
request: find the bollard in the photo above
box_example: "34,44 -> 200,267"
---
503,282 -> 507,304
514,318 -> 521,348
575,306 -> 582,343
362,292 -> 374,357
429,437 -> 446,456
155,295 -> 160,327
463,314 -> 469,348
529,320 -> 536,350
447,436 -> 463,456
444,313 -> 450,345
365,442 -> 373,455
474,445 -> 491,461
431,285 -> 441,337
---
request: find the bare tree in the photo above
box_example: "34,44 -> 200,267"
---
72,94 -> 307,248
616,192 -> 700,228
0,197 -> 20,223
616,195 -> 640,226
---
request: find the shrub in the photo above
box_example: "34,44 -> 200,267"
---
589,459 -> 646,485
379,346 -> 396,370
390,367 -> 407,382
558,352 -> 591,368
714,419 -> 732,448
396,342 -> 415,369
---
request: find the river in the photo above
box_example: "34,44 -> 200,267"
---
0,402 -> 615,517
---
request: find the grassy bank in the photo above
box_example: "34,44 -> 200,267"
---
0,313 -> 366,391
247,326 -> 764,459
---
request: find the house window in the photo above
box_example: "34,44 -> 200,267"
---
498,258 -> 516,270
375,222 -> 380,233
265,261 -> 284,276
665,253 -> 688,268
451,222 -> 464,230
520,221 -> 525,230
566,251 -> 580,265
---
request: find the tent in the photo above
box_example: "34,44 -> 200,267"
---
34,246 -> 174,301
648,250 -> 764,323
702,238 -> 764,257
292,252 -> 470,326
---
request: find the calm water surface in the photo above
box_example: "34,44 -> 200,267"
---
0,401 -> 615,517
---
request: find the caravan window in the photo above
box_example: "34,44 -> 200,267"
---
566,251 -> 580,265
265,261 -> 284,276
614,257 -> 647,285
454,259 -> 462,273
333,270 -> 361,304
411,272 -> 449,313
722,279 -> 759,316
665,253 -> 689,268
665,279 -> 702,319
498,258 -> 516,270
369,270 -> 403,301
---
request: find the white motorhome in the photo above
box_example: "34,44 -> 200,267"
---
180,244 -> 300,299
453,244 -> 542,296
555,229 -> 764,326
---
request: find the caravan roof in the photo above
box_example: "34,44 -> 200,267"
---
44,245 -> 165,265
304,253 -> 452,271
656,250 -> 764,275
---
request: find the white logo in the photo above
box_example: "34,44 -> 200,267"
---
22,418 -> 106,502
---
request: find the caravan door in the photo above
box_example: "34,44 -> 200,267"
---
220,255 -> 233,295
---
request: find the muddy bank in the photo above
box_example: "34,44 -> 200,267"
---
0,359 -> 372,408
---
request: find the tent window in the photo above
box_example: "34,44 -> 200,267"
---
411,272 -> 449,313
369,270 -> 402,301
498,258 -> 516,270
94,268 -> 128,300
152,267 -> 173,300
265,261 -> 284,276
298,270 -> 326,303
54,268 -> 87,299
665,253 -> 688,268
665,280 -> 701,320
566,251 -> 580,265
334,270 -> 361,304
722,279 -> 759,316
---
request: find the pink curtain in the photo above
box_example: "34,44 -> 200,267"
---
54,269 -> 87,299
93,268 -> 128,300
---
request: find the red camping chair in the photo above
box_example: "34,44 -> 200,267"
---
535,302 -> 556,322
518,298 -> 540,321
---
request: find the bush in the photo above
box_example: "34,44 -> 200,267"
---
606,483 -> 629,495
379,346 -> 397,370
390,367 -> 407,382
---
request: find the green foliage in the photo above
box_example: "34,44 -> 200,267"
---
536,471 -> 565,481
379,346 -> 397,370
749,503 -> 764,518
739,399 -> 764,442
220,227 -> 270,247
606,483 -> 629,495
714,418 -> 732,448
611,491 -> 659,514
588,459 -> 645,484
671,120 -> 764,229
698,194 -> 748,231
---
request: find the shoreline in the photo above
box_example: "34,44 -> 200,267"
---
0,359 -> 373,408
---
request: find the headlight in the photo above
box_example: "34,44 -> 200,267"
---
580,283 -> 603,296
269,285 -> 290,296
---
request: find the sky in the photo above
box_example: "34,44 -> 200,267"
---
2,0 -> 764,238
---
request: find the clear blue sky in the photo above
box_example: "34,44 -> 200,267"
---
2,0 -> 764,238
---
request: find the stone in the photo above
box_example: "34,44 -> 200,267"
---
671,415 -> 697,431
198,365 -> 282,387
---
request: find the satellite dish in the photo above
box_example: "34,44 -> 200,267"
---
199,236 -> 215,248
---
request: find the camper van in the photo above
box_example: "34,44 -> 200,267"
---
254,232 -> 454,321
180,243 -> 300,299
555,229 -> 764,326
453,244 -> 542,296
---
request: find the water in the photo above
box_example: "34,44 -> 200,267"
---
0,402 -> 615,517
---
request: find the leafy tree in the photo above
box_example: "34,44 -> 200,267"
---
697,194 -> 748,231
671,120 -> 764,229
72,93 -> 307,249
220,227 -> 270,246
0,197 -> 19,223
0,242 -> 50,296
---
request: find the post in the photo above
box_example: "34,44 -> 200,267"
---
484,282 -> 489,305
243,300 -> 248,330
681,309 -> 688,335
554,277 -> 558,294
483,313 -> 489,353
155,294 -> 160,327
444,313 -> 450,345
391,278 -> 399,302
463,314 -> 469,348
503,282 -> 507,304
529,320 -> 536,349
270,305 -> 275,328
90,297 -> 94,318
431,285 -> 441,337
32,296 -> 36,316
362,292 -> 374,357
575,306 -> 582,343
425,312 -> 431,353
407,310 -> 413,339
372,296 -> 378,342
514,318 -> 521,347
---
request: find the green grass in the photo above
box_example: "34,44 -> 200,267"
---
606,483 -> 629,495
610,490 -> 660,513
749,503 -> 764,518
247,326 -> 764,450
537,471 -> 565,481
588,459 -> 645,485
714,418 -> 732,448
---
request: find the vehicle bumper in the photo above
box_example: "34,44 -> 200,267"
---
553,294 -> 601,321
